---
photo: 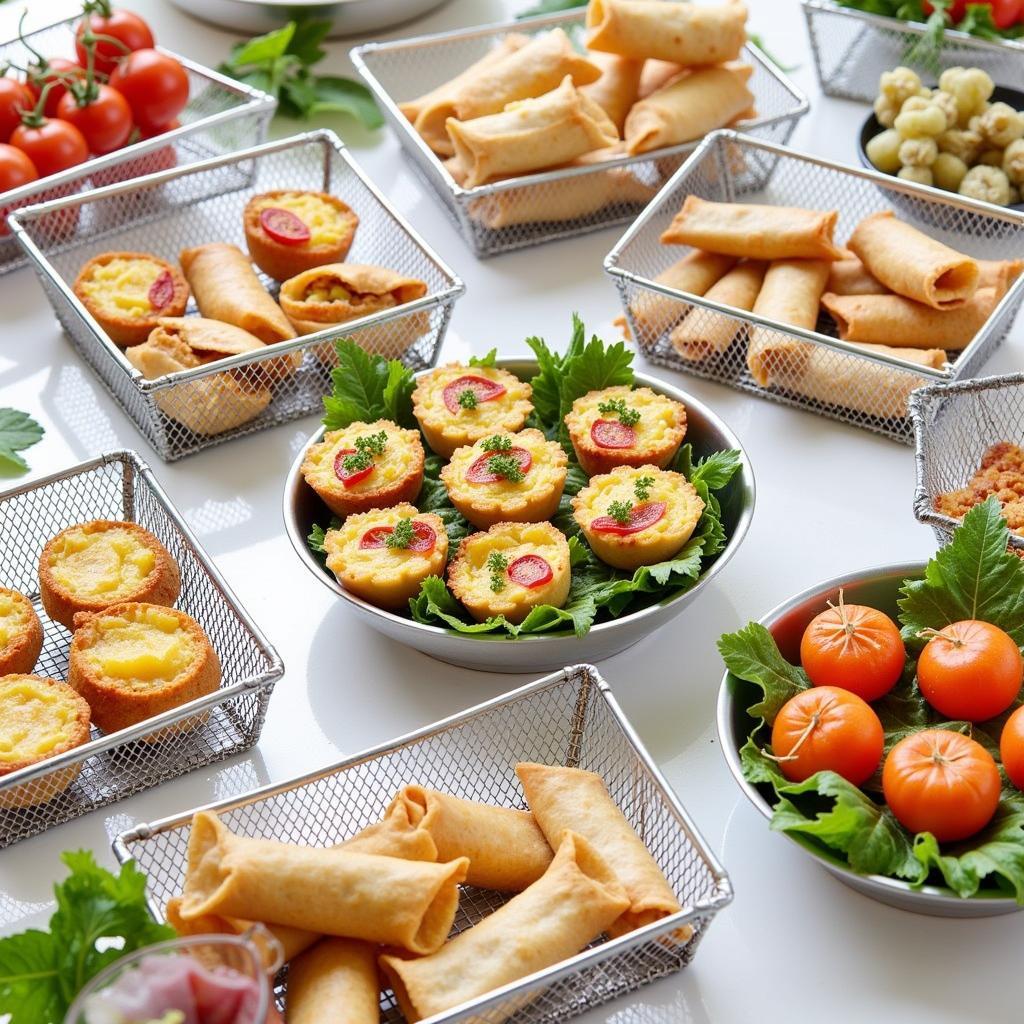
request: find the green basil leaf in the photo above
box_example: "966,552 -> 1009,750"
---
311,76 -> 384,129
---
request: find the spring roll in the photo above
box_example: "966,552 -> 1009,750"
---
638,58 -> 683,98
179,811 -> 467,954
826,257 -> 887,296
977,257 -> 1024,297
848,210 -> 978,309
581,51 -> 644,133
516,762 -> 681,937
379,832 -> 629,1024
286,938 -> 379,1024
661,196 -> 843,260
587,0 -> 748,66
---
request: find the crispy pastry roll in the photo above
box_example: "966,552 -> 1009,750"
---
516,762 -> 681,937
977,257 -> 1024,296
581,51 -> 644,132
286,938 -> 380,1024
379,832 -> 629,1024
638,58 -> 683,98
628,250 -> 737,338
826,257 -> 886,296
661,196 -> 844,260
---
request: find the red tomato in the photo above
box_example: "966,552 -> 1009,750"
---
507,554 -> 553,588
0,144 -> 39,237
800,596 -> 906,702
1001,705 -> 1024,789
75,6 -> 154,77
0,77 -> 33,145
590,501 -> 668,535
26,58 -> 83,119
109,49 -> 189,134
466,447 -> 532,483
883,729 -> 1001,841
917,620 -> 1023,721
591,419 -> 637,449
976,0 -> 1024,28
10,118 -> 88,178
57,84 -> 133,156
442,375 -> 506,414
259,206 -> 310,245
770,685 -> 884,786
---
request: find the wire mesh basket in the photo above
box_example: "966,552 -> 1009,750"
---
0,12 -> 275,277
10,130 -> 464,461
351,10 -> 808,258
113,663 -> 732,1024
604,130 -> 1024,444
0,450 -> 283,854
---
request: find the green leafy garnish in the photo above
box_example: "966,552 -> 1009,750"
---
486,454 -> 526,484
597,396 -> 641,427
0,408 -> 43,475
607,500 -> 634,525
386,517 -> 415,549
322,339 -> 416,430
634,475 -> 654,502
480,435 -> 512,453
469,348 -> 498,368
341,431 -> 388,474
487,551 -> 509,592
458,389 -> 479,410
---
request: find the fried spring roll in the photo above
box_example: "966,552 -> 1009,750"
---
977,257 -> 1024,297
581,50 -> 644,133
826,257 -> 887,296
637,58 -> 683,98
628,250 -> 737,338
286,939 -> 379,1024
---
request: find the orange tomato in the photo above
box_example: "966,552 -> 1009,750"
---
1000,704 -> 1024,790
882,729 -> 1000,841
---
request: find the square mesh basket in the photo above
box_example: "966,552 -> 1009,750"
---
351,10 -> 808,258
604,130 -> 1024,444
0,12 -> 275,276
10,130 -> 464,461
0,450 -> 283,854
113,664 -> 732,1024
910,372 -> 1024,550
802,0 -> 1024,102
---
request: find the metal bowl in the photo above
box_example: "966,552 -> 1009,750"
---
716,562 -> 1021,917
283,359 -> 755,673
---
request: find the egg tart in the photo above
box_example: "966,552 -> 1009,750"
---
73,251 -> 188,347
324,503 -> 448,610
441,428 -> 568,529
412,364 -> 533,459
40,520 -> 181,631
243,190 -> 359,282
447,521 -> 571,624
0,674 -> 91,810
0,588 -> 43,676
68,602 -> 220,734
564,385 -> 687,477
572,465 -> 704,570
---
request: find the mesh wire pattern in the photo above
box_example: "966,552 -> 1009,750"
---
11,131 -> 463,461
0,451 -> 283,856
802,0 -> 1024,103
114,665 -> 732,1024
0,13 -> 275,276
352,10 -> 808,258
605,131 -> 1024,444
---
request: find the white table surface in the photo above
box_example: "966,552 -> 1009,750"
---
0,1 -> 1020,1021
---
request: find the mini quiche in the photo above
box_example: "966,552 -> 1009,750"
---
0,588 -> 43,676
441,428 -> 568,529
413,364 -> 534,459
301,419 -> 425,518
572,465 -> 704,570
564,385 -> 687,477
447,521 -> 570,624
0,674 -> 91,810
39,520 -> 181,631
74,252 -> 189,347
68,602 -> 220,734
324,503 -> 448,610
243,190 -> 359,282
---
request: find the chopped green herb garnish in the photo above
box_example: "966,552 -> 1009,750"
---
458,389 -> 478,410
607,500 -> 634,525
386,517 -> 415,549
487,454 -> 526,484
480,435 -> 512,452
342,431 -> 387,473
634,475 -> 655,502
487,550 -> 509,592
597,396 -> 641,427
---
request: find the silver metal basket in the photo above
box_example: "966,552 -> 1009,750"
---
604,130 -> 1024,444
0,450 -> 283,853
803,0 -> 1024,103
351,10 -> 808,258
910,372 -> 1024,550
10,130 -> 464,461
0,12 -> 275,276
114,664 -> 732,1024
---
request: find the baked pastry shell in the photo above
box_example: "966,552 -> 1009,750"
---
0,589 -> 43,676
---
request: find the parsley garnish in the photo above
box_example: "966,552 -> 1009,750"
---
598,396 -> 640,426
458,389 -> 478,410
386,517 -> 415,549
487,454 -> 525,484
341,430 -> 387,473
607,500 -> 634,525
480,435 -> 512,452
634,475 -> 655,502
487,550 -> 509,592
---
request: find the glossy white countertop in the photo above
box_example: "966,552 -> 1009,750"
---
0,1 -> 1020,1022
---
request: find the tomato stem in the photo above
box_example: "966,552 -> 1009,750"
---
918,625 -> 964,649
764,695 -> 836,763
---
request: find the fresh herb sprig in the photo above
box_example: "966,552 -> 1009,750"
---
634,475 -> 654,502
487,551 -> 509,592
458,389 -> 478,410
597,396 -> 641,426
607,500 -> 634,525
0,408 -> 43,475
342,430 -> 387,474
386,517 -> 415,549
481,435 -> 512,452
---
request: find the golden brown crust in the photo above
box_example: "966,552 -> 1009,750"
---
934,442 -> 1024,534
0,589 -> 43,676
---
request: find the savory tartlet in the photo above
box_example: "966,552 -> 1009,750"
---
73,251 -> 189,346
447,521 -> 571,624
0,674 -> 91,810
564,385 -> 687,477
323,503 -> 448,610
412,364 -> 534,459
243,190 -> 359,282
441,428 -> 568,529
0,588 -> 43,676
301,419 -> 426,518
572,465 -> 704,570
68,602 -> 221,734
39,520 -> 181,631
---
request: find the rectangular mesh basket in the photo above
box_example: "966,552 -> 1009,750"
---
910,372 -> 1024,549
604,130 -> 1024,444
113,663 -> 732,1024
10,130 -> 464,461
802,0 -> 1024,102
0,450 -> 283,853
352,10 -> 808,258
0,12 -> 276,276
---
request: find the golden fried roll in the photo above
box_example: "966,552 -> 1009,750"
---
826,257 -> 887,296
0,589 -> 43,676
379,832 -> 630,1024
581,51 -> 643,132
637,58 -> 683,98
848,210 -> 978,309
977,258 -> 1024,296
287,939 -> 379,1024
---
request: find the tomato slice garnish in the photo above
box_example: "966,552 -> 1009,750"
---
148,269 -> 174,310
442,375 -> 507,414
359,521 -> 436,552
465,446 -> 532,483
333,448 -> 373,487
590,419 -> 637,449
507,554 -> 553,588
590,500 -> 667,535
260,206 -> 311,245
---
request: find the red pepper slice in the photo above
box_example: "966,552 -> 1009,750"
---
590,419 -> 637,449
590,501 -> 667,535
442,375 -> 507,414
359,521 -> 437,552
260,206 -> 311,245
147,269 -> 174,310
333,448 -> 373,488
465,446 -> 532,483
507,553 -> 553,588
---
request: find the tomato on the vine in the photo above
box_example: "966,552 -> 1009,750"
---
26,58 -> 83,119
1000,705 -> 1024,790
0,77 -> 33,145
109,50 -> 189,134
75,3 -> 154,77
57,83 -> 132,156
0,143 -> 37,192
10,116 -> 88,178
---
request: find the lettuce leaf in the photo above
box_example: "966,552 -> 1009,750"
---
322,339 -> 416,430
718,622 -> 809,723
